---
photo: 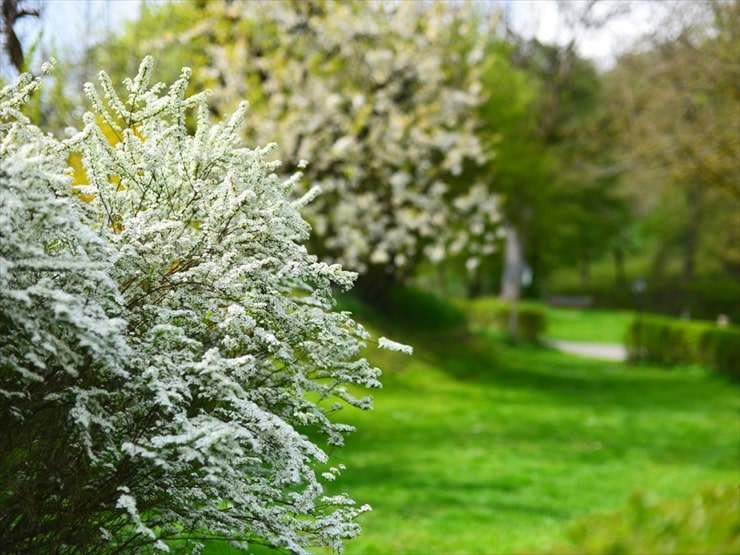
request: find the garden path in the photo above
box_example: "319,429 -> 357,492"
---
544,339 -> 627,362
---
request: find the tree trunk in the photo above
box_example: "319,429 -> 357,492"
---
466,265 -> 483,299
436,262 -> 449,299
613,245 -> 627,287
579,249 -> 590,287
355,266 -> 395,303
682,184 -> 703,284
500,225 -> 524,341
2,0 -> 38,72
500,225 -> 524,302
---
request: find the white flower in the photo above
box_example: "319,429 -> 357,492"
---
378,336 -> 413,355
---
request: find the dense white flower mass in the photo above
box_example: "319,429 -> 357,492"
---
1,58 -> 386,554
138,0 -> 501,281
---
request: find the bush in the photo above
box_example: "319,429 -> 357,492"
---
535,484 -> 740,555
627,315 -> 740,377
700,327 -> 740,377
0,59 -> 392,554
458,297 -> 547,343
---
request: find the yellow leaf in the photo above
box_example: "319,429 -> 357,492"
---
68,152 -> 88,186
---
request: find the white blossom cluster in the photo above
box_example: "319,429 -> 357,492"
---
145,0 -> 501,279
0,66 -> 128,400
0,65 -> 134,552
1,58 -> 389,554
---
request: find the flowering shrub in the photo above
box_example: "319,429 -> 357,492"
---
0,58 -> 396,554
0,66 -> 133,552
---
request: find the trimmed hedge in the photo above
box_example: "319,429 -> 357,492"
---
627,315 -> 740,377
457,297 -> 547,343
550,279 -> 740,322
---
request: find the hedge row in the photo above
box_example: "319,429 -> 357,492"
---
457,297 -> 547,343
626,315 -> 740,377
551,279 -> 740,322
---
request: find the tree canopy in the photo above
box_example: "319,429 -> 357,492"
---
604,0 -> 739,283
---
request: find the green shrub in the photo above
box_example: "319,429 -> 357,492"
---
627,315 -> 740,376
699,327 -> 740,378
496,304 -> 547,343
457,297 -> 547,342
535,484 -> 740,555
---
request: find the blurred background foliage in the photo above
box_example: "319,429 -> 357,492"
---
2,0 -> 737,320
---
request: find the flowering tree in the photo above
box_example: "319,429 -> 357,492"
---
103,0 -> 500,296
0,57 -> 400,554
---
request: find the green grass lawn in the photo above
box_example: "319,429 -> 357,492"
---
454,295 -> 636,344
314,320 -> 739,554
201,296 -> 739,554
543,306 -> 635,344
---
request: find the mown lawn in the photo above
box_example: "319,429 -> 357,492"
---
202,300 -> 739,554
316,323 -> 739,554
453,294 -> 636,344
543,305 -> 635,344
